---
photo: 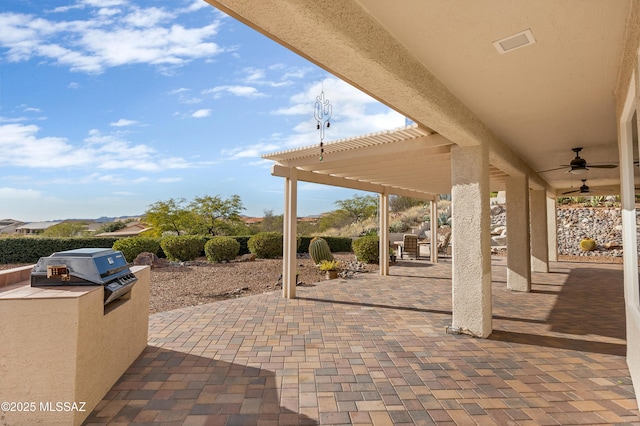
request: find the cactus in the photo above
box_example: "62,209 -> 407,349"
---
309,237 -> 334,264
580,237 -> 596,251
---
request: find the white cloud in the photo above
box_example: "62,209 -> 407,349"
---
123,7 -> 174,28
0,187 -> 42,199
168,88 -> 189,95
221,142 -> 281,160
244,67 -> 265,82
110,118 -> 138,127
167,87 -> 202,104
239,65 -> 307,88
220,77 -> 407,163
183,0 -> 210,13
273,77 -> 406,148
0,4 -> 225,74
0,123 -> 195,172
81,0 -> 127,7
202,85 -> 265,99
0,116 -> 28,123
192,109 -> 211,118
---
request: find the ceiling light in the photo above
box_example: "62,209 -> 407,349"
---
493,29 -> 536,54
569,167 -> 588,175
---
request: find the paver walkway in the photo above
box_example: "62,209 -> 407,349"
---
85,257 -> 639,425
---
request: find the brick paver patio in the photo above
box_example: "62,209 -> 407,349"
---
84,257 -> 639,425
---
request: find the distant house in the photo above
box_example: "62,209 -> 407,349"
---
16,221 -> 62,235
299,215 -> 320,224
83,222 -> 104,233
0,219 -> 25,234
241,216 -> 263,225
95,222 -> 152,238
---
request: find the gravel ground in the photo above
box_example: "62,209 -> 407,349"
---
147,253 -> 374,314
1,253 -> 620,314
0,253 -> 376,314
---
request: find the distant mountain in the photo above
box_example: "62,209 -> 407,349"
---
49,215 -> 143,223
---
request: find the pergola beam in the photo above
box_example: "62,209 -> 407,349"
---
271,164 -> 435,200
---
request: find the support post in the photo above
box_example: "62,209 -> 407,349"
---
546,196 -> 558,262
450,145 -> 492,338
530,189 -> 549,273
282,168 -> 298,299
379,192 -> 389,275
430,198 -> 438,263
506,175 -> 531,292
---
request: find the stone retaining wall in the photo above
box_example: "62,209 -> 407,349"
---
556,206 -> 624,257
491,205 -> 630,258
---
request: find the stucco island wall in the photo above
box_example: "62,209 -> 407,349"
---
0,265 -> 150,426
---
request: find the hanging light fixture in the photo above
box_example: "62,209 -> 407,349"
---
314,89 -> 332,161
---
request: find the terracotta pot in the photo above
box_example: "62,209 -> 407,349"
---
326,270 -> 339,280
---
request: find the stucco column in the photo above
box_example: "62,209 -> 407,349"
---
546,196 -> 558,262
530,189 -> 549,273
379,192 -> 389,275
282,168 -> 298,299
450,145 -> 492,338
506,175 -> 531,292
430,199 -> 438,263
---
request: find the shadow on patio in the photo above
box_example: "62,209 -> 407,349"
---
85,257 -> 639,425
84,347 -> 317,425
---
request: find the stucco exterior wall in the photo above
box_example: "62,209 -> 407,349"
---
614,0 -> 640,405
0,266 -> 149,426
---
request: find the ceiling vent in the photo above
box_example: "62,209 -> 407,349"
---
493,29 -> 536,54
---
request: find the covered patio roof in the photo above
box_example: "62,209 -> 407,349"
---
263,124 -> 510,199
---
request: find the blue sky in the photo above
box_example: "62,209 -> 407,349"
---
0,0 -> 406,222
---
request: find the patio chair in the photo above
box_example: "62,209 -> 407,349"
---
401,234 -> 419,259
437,231 -> 452,256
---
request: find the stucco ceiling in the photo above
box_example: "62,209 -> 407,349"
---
207,0 -> 635,197
353,0 -> 631,193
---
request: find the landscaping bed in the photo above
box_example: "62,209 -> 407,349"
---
0,253 -> 375,314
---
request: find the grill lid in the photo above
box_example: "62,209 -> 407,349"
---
31,248 -> 137,304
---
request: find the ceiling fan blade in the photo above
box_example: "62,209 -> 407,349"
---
587,164 -> 618,169
562,189 -> 580,195
538,166 -> 569,173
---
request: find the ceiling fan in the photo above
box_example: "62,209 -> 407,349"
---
562,179 -> 591,195
540,147 -> 618,174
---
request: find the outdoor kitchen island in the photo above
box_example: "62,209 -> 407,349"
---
0,263 -> 150,426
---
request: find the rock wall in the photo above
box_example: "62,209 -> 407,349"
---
490,204 -> 628,257
556,207 -> 623,257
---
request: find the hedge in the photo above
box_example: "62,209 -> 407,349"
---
298,236 -> 353,253
0,237 -> 120,264
0,235 -> 352,264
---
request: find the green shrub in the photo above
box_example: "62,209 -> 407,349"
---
205,236 -> 240,262
0,237 -> 120,264
161,235 -> 207,261
352,235 -> 379,264
113,237 -> 161,262
389,219 -> 410,233
247,232 -> 283,258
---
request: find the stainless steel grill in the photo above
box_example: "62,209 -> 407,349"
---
31,248 -> 137,305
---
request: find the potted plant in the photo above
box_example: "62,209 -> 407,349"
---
390,248 -> 397,263
318,259 -> 342,280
